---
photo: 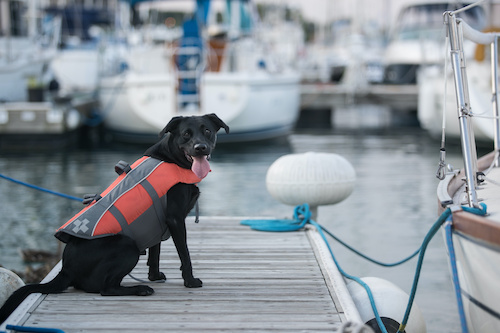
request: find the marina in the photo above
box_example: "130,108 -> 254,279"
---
2,0 -> 500,332
0,127 -> 470,333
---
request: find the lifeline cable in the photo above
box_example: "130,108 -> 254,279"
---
436,29 -> 450,181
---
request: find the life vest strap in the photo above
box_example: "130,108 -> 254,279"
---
141,179 -> 167,225
115,160 -> 132,175
108,205 -> 134,239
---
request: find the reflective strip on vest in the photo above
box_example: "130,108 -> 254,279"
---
55,157 -> 201,251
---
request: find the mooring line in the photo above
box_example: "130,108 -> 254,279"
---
0,173 -> 83,202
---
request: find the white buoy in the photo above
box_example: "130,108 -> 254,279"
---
0,268 -> 25,307
347,277 -> 426,333
266,152 -> 356,215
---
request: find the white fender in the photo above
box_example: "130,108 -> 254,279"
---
0,268 -> 24,307
347,277 -> 426,333
266,152 -> 356,207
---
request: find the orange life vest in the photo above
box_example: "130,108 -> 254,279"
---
55,156 -> 202,252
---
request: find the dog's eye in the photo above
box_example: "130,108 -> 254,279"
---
205,128 -> 211,136
182,130 -> 191,139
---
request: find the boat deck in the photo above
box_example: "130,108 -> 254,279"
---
1,217 -> 361,333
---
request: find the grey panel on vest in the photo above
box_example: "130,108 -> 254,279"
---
127,205 -> 168,252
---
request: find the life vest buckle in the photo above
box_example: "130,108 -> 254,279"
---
115,160 -> 131,175
83,193 -> 102,205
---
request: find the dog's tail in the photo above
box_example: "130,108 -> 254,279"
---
0,270 -> 71,324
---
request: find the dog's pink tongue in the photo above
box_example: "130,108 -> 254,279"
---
191,156 -> 210,179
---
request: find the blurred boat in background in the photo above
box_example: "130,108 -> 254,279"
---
0,0 -> 58,102
417,2 -> 500,142
0,0 -> 96,150
97,0 -> 301,143
383,1 -> 485,85
44,4 -> 120,96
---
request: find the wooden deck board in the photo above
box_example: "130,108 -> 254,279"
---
2,217 -> 360,332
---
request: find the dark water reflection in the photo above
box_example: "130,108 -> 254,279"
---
0,127 -> 489,332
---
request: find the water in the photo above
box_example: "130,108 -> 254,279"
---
0,124 -> 490,332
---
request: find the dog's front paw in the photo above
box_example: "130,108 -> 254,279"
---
184,277 -> 203,288
136,285 -> 155,296
148,271 -> 166,282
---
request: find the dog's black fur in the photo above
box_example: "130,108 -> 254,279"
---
0,114 -> 229,324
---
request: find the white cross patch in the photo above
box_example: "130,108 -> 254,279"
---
72,219 -> 90,234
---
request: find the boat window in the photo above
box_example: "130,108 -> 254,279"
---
395,4 -> 486,41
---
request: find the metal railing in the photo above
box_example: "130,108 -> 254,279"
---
444,3 -> 500,207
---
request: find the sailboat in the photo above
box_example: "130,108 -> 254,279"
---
0,0 -> 91,150
437,4 -> 500,332
98,0 -> 301,143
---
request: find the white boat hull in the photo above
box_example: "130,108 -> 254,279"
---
50,49 -> 100,94
438,154 -> 500,333
451,231 -> 500,333
98,71 -> 301,142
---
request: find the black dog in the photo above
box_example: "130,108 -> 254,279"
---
0,114 -> 229,324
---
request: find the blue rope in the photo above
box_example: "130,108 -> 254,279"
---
0,173 -> 83,202
397,203 -> 486,333
308,219 -> 389,333
241,203 -> 488,333
241,204 -> 310,232
444,218 -> 469,333
241,204 -> 390,333
5,325 -> 65,333
320,225 -> 420,267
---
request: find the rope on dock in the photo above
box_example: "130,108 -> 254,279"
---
241,202 -> 487,333
5,324 -> 65,333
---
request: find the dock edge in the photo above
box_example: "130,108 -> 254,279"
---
0,262 -> 62,331
305,225 -> 363,324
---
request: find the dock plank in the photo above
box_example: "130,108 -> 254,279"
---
2,217 -> 361,332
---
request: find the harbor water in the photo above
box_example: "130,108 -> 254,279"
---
0,121 -> 490,333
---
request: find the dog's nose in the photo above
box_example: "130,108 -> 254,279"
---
194,143 -> 208,154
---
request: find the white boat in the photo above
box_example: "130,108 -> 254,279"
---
98,0 -> 301,143
417,2 -> 497,142
383,1 -> 486,85
0,1 -> 59,102
0,1 -> 95,149
437,5 -> 500,332
45,3 -> 128,96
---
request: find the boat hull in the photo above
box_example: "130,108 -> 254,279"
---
98,71 -> 301,143
451,228 -> 500,333
438,153 -> 500,333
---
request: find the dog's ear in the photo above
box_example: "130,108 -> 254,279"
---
205,113 -> 230,134
159,116 -> 184,137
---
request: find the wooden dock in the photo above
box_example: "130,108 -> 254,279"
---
1,217 -> 363,332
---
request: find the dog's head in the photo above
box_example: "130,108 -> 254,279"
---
159,113 -> 229,179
